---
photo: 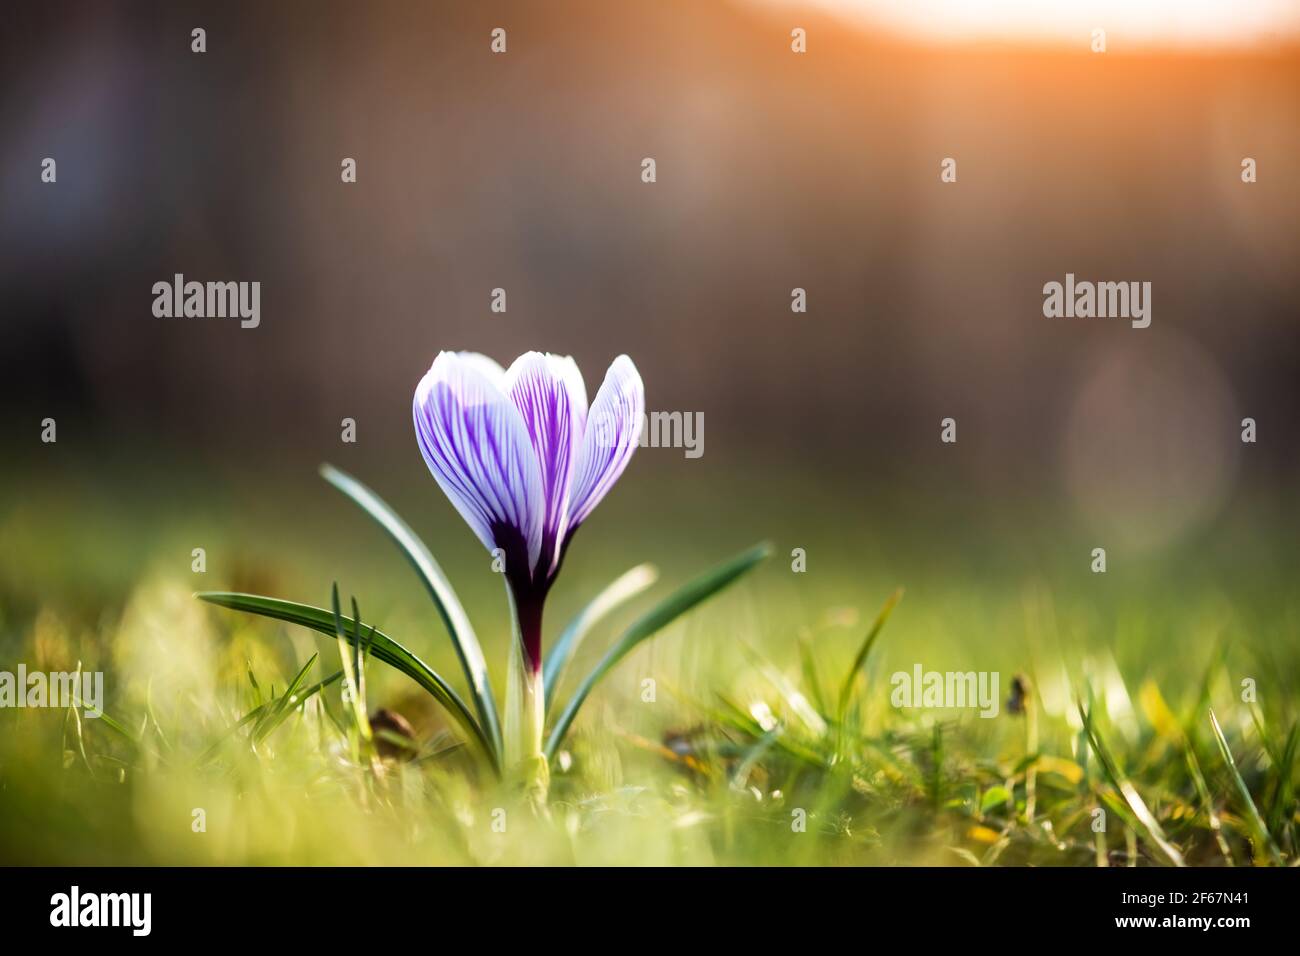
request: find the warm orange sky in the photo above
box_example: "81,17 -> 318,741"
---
748,0 -> 1300,47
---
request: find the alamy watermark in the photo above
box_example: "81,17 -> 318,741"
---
0,665 -> 104,717
50,886 -> 151,936
152,274 -> 260,328
593,410 -> 704,459
1043,273 -> 1150,329
890,664 -> 1000,718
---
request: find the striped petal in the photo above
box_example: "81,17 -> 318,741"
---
413,351 -> 544,576
504,352 -> 589,579
568,355 -> 644,529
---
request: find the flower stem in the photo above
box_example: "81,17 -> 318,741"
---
504,585 -> 549,804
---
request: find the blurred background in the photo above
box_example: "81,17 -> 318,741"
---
1,0 -> 1298,695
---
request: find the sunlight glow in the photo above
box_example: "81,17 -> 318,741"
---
749,0 -> 1300,47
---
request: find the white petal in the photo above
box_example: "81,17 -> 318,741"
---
568,355 -> 644,528
454,352 -> 507,389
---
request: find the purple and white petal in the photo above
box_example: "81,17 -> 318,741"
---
568,355 -> 645,529
455,352 -> 507,390
504,352 -> 588,578
413,351 -> 544,574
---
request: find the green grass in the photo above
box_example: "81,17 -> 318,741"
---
1,459 -> 1297,866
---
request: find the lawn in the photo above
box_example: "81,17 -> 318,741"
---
1,451 -> 1296,866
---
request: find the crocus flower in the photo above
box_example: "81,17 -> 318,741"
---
413,351 -> 644,780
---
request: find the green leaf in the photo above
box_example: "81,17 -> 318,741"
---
836,588 -> 903,723
196,591 -> 495,771
319,464 -> 503,768
981,785 -> 1012,814
1208,708 -> 1284,865
543,563 -> 658,715
544,542 -> 771,761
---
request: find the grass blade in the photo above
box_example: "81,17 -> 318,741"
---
798,633 -> 828,717
1267,722 -> 1297,840
1078,697 -> 1185,866
332,587 -> 373,745
836,588 -> 903,723
740,641 -> 828,737
543,562 -> 658,714
319,464 -> 503,767
64,677 -> 138,747
196,590 -> 495,771
544,542 -> 771,760
1184,742 -> 1236,866
1208,708 -> 1284,865
197,671 -> 342,765
252,652 -> 319,743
